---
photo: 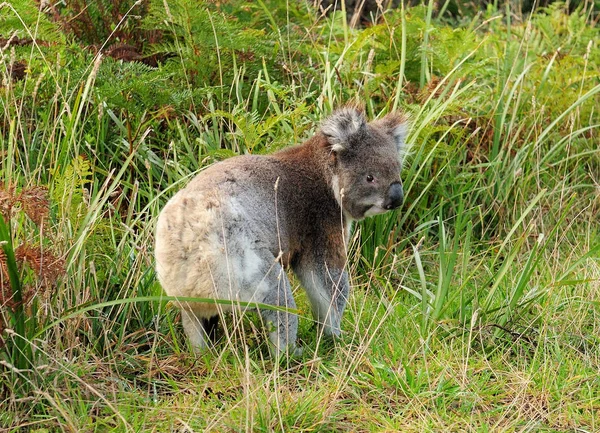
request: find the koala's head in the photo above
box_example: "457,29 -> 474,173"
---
321,107 -> 409,221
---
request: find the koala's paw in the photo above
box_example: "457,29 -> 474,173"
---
321,323 -> 342,340
270,343 -> 303,359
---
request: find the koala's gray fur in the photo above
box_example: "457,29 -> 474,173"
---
155,107 -> 408,355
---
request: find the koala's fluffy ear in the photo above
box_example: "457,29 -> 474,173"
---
320,107 -> 367,153
372,112 -> 410,159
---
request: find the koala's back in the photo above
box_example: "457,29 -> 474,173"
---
155,154 -> 302,317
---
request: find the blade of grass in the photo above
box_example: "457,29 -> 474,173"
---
0,215 -> 33,372
35,295 -> 301,339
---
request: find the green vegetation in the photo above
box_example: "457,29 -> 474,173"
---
1,0 -> 599,431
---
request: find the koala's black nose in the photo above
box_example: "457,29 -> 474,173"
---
384,182 -> 404,210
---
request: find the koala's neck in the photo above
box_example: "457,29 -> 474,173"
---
274,135 -> 345,217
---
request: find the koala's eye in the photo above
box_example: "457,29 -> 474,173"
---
366,175 -> 375,183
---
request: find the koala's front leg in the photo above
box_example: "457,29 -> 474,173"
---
259,276 -> 300,357
294,263 -> 349,338
242,259 -> 300,357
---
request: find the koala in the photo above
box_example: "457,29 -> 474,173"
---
154,107 -> 408,355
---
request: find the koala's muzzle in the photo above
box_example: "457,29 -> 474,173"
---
384,182 -> 404,210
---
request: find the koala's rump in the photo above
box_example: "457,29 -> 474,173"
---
155,159 -> 285,317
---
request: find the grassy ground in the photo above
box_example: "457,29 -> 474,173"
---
1,0 -> 599,431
